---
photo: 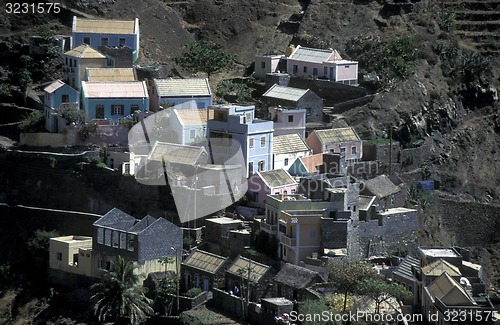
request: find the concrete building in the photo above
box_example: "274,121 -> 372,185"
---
63,44 -> 107,90
247,169 -> 298,208
254,54 -> 285,80
84,67 -> 136,82
262,84 -> 323,123
71,16 -> 140,62
81,81 -> 149,122
272,134 -> 311,171
286,45 -> 358,85
43,80 -> 79,133
204,217 -> 251,259
268,106 -> 306,138
49,235 -> 93,277
288,153 -> 344,177
273,263 -> 324,301
225,256 -> 274,302
150,78 -> 213,111
207,104 -> 273,178
167,108 -> 214,145
306,127 -> 363,161
181,249 -> 230,292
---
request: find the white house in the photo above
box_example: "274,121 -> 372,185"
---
273,134 -> 311,170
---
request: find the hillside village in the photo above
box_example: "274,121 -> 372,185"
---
1,8 -> 500,325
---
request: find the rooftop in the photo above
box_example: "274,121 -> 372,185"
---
74,17 -> 137,34
420,247 -> 461,259
422,259 -> 462,277
314,127 -> 361,144
288,45 -> 342,63
154,78 -> 212,97
227,256 -> 270,282
273,134 -> 310,155
44,80 -> 67,94
358,195 -> 376,211
257,169 -> 297,188
262,84 -> 309,102
50,235 -> 92,244
148,142 -> 208,165
427,272 -> 476,306
182,249 -> 228,274
85,68 -> 136,82
378,207 -> 417,215
206,217 -> 244,225
81,81 -> 148,98
65,44 -> 106,59
361,175 -> 401,199
274,263 -> 324,289
174,108 -> 214,126
299,153 -> 326,174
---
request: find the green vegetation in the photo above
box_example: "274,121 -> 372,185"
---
438,10 -> 456,32
59,105 -> 85,125
155,272 -> 178,315
18,110 -> 45,133
77,122 -> 99,142
298,299 -> 340,325
27,229 -> 60,258
254,230 -> 279,259
364,137 -> 391,145
91,256 -> 153,324
216,79 -> 254,103
185,287 -> 202,298
357,278 -> 412,313
175,41 -> 234,78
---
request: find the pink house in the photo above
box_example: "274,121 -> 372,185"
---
247,169 -> 298,208
306,127 -> 362,161
286,45 -> 358,85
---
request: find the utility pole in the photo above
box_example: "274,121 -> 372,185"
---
388,127 -> 393,176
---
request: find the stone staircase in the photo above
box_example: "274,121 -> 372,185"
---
443,0 -> 500,55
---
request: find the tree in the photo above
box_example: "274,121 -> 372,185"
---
174,41 -> 234,78
298,299 -> 340,325
356,278 -> 412,313
18,110 -> 44,133
91,256 -> 153,324
236,261 -> 256,319
327,259 -> 377,312
27,229 -> 60,259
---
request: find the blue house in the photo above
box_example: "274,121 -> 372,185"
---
81,81 -> 149,122
43,80 -> 79,132
150,78 -> 213,111
207,104 -> 273,178
71,16 -> 140,62
167,108 -> 214,145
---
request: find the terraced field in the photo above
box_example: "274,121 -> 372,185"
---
444,0 -> 500,54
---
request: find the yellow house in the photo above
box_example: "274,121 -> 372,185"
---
279,209 -> 324,265
49,236 -> 94,277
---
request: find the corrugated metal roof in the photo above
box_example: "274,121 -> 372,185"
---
314,127 -> 360,144
155,78 -> 212,97
422,259 -> 461,277
183,249 -> 228,274
262,84 -> 308,102
174,108 -> 214,126
82,81 -> 148,98
64,44 -> 106,59
86,68 -> 136,82
149,142 -> 208,165
258,169 -> 296,188
274,263 -> 323,289
44,80 -> 66,93
227,256 -> 270,282
273,134 -> 309,155
358,195 -> 376,211
427,272 -> 475,306
74,17 -> 136,34
288,45 -> 342,63
393,255 -> 420,280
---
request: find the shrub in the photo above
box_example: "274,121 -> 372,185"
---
185,287 -> 202,298
18,110 -> 44,133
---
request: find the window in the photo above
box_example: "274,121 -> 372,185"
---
284,158 -> 289,166
106,261 -> 111,270
127,235 -> 135,251
261,61 -> 266,69
288,115 -> 294,123
345,65 -> 350,68
190,129 -> 196,139
112,231 -> 119,248
65,57 -> 68,66
303,66 -> 307,73
351,146 -> 357,155
96,105 -> 104,119
249,138 -> 254,148
324,66 -> 328,75
293,65 -> 298,73
258,160 -> 265,171
112,104 -> 124,115
313,67 -> 318,76
56,252 -> 62,261
97,227 -> 104,244
105,229 -> 111,246
130,104 -> 139,113
340,147 -> 346,155
120,233 -> 126,249
83,37 -> 90,45
310,231 -> 316,238
62,94 -> 69,103
101,38 -> 109,46
260,136 -> 266,147
119,38 -> 126,46
248,162 -> 254,175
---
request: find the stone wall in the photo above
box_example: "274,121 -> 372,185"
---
321,218 -> 349,249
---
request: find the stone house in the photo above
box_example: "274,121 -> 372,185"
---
262,84 -> 323,122
181,249 -> 230,292
273,263 -> 325,301
306,127 -> 363,161
225,256 -> 274,302
204,217 -> 250,259
360,174 -> 406,210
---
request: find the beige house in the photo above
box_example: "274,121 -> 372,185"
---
49,236 -> 94,277
84,67 -> 136,82
63,44 -> 107,90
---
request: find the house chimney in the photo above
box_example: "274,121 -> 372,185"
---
285,45 -> 296,57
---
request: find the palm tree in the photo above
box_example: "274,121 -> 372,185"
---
91,256 -> 154,324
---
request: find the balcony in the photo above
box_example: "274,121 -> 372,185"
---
280,233 -> 296,247
260,221 -> 277,234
